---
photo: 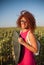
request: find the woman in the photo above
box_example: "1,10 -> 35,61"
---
17,10 -> 38,65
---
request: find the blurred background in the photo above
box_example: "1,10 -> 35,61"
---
0,0 -> 44,65
0,0 -> 44,27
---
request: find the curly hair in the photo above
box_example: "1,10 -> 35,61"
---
17,10 -> 36,32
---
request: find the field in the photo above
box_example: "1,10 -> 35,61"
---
0,27 -> 44,65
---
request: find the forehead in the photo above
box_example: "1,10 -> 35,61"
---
21,17 -> 26,21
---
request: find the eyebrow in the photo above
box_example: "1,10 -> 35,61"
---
21,20 -> 27,22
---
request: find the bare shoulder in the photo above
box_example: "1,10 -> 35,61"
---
28,31 -> 37,44
28,31 -> 35,38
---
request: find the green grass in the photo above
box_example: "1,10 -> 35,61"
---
0,26 -> 44,65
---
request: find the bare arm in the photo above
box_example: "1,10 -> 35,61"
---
18,31 -> 38,54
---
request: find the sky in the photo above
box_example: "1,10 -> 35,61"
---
0,0 -> 44,27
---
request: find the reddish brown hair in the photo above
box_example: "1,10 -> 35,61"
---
17,10 -> 36,32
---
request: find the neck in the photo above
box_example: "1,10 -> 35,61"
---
22,29 -> 29,32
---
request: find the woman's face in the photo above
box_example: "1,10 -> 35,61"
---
20,17 -> 28,29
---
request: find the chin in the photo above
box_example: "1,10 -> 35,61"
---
22,27 -> 25,29
21,26 -> 28,29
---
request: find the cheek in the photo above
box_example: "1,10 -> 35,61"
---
21,23 -> 28,28
21,24 -> 25,28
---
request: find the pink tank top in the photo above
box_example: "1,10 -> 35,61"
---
18,30 -> 32,63
18,30 -> 36,65
20,30 -> 29,41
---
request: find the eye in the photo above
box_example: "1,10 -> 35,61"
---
21,20 -> 27,23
